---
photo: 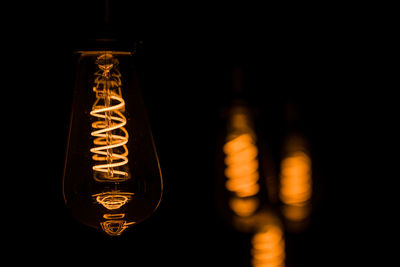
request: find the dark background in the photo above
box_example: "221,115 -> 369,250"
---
5,1 -> 378,266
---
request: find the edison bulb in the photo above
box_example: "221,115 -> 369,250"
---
250,210 -> 286,267
63,50 -> 163,236
279,133 -> 312,231
218,103 -> 266,232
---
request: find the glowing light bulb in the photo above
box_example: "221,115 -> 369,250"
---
251,221 -> 286,267
279,134 -> 312,226
63,50 -> 163,236
234,208 -> 286,267
223,105 -> 261,219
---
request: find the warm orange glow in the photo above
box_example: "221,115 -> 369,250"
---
251,224 -> 285,267
224,133 -> 260,198
103,213 -> 125,219
100,219 -> 135,236
279,151 -> 311,207
90,53 -> 130,182
281,205 -> 311,222
78,51 -> 132,56
93,191 -> 134,210
223,107 -> 261,218
279,138 -> 312,226
229,197 -> 259,217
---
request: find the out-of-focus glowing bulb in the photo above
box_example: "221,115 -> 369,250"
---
250,212 -> 286,267
63,50 -> 163,236
224,133 -> 260,198
280,151 -> 311,206
279,135 -> 312,223
223,106 -> 261,218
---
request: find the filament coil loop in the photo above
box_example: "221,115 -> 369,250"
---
90,54 -> 130,182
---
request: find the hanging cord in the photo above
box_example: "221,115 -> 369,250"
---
105,0 -> 110,26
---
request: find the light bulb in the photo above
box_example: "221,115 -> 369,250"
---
63,50 -> 163,236
250,210 -> 286,267
223,104 -> 261,219
279,133 -> 312,229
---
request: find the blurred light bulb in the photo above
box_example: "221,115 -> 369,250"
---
279,134 -> 312,226
234,209 -> 286,267
223,105 -> 261,219
63,50 -> 163,236
251,221 -> 286,267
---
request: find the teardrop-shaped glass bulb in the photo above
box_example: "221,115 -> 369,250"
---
63,50 -> 163,236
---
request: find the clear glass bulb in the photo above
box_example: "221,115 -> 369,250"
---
63,50 -> 163,236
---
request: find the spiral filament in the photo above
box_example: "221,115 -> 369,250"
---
90,53 -> 130,182
251,223 -> 286,267
223,106 -> 261,218
280,148 -> 312,222
224,133 -> 260,198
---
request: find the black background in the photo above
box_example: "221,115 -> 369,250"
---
5,1 -> 379,266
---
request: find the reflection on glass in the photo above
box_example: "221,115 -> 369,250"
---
101,218 -> 135,236
93,191 -> 134,210
281,204 -> 311,222
63,51 -> 163,236
279,134 -> 312,225
93,190 -> 136,235
223,105 -> 260,218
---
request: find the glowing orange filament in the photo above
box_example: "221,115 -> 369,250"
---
224,133 -> 260,198
251,224 -> 286,267
90,53 -> 130,182
279,151 -> 312,207
280,149 -> 312,223
223,108 -> 261,218
93,191 -> 134,210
